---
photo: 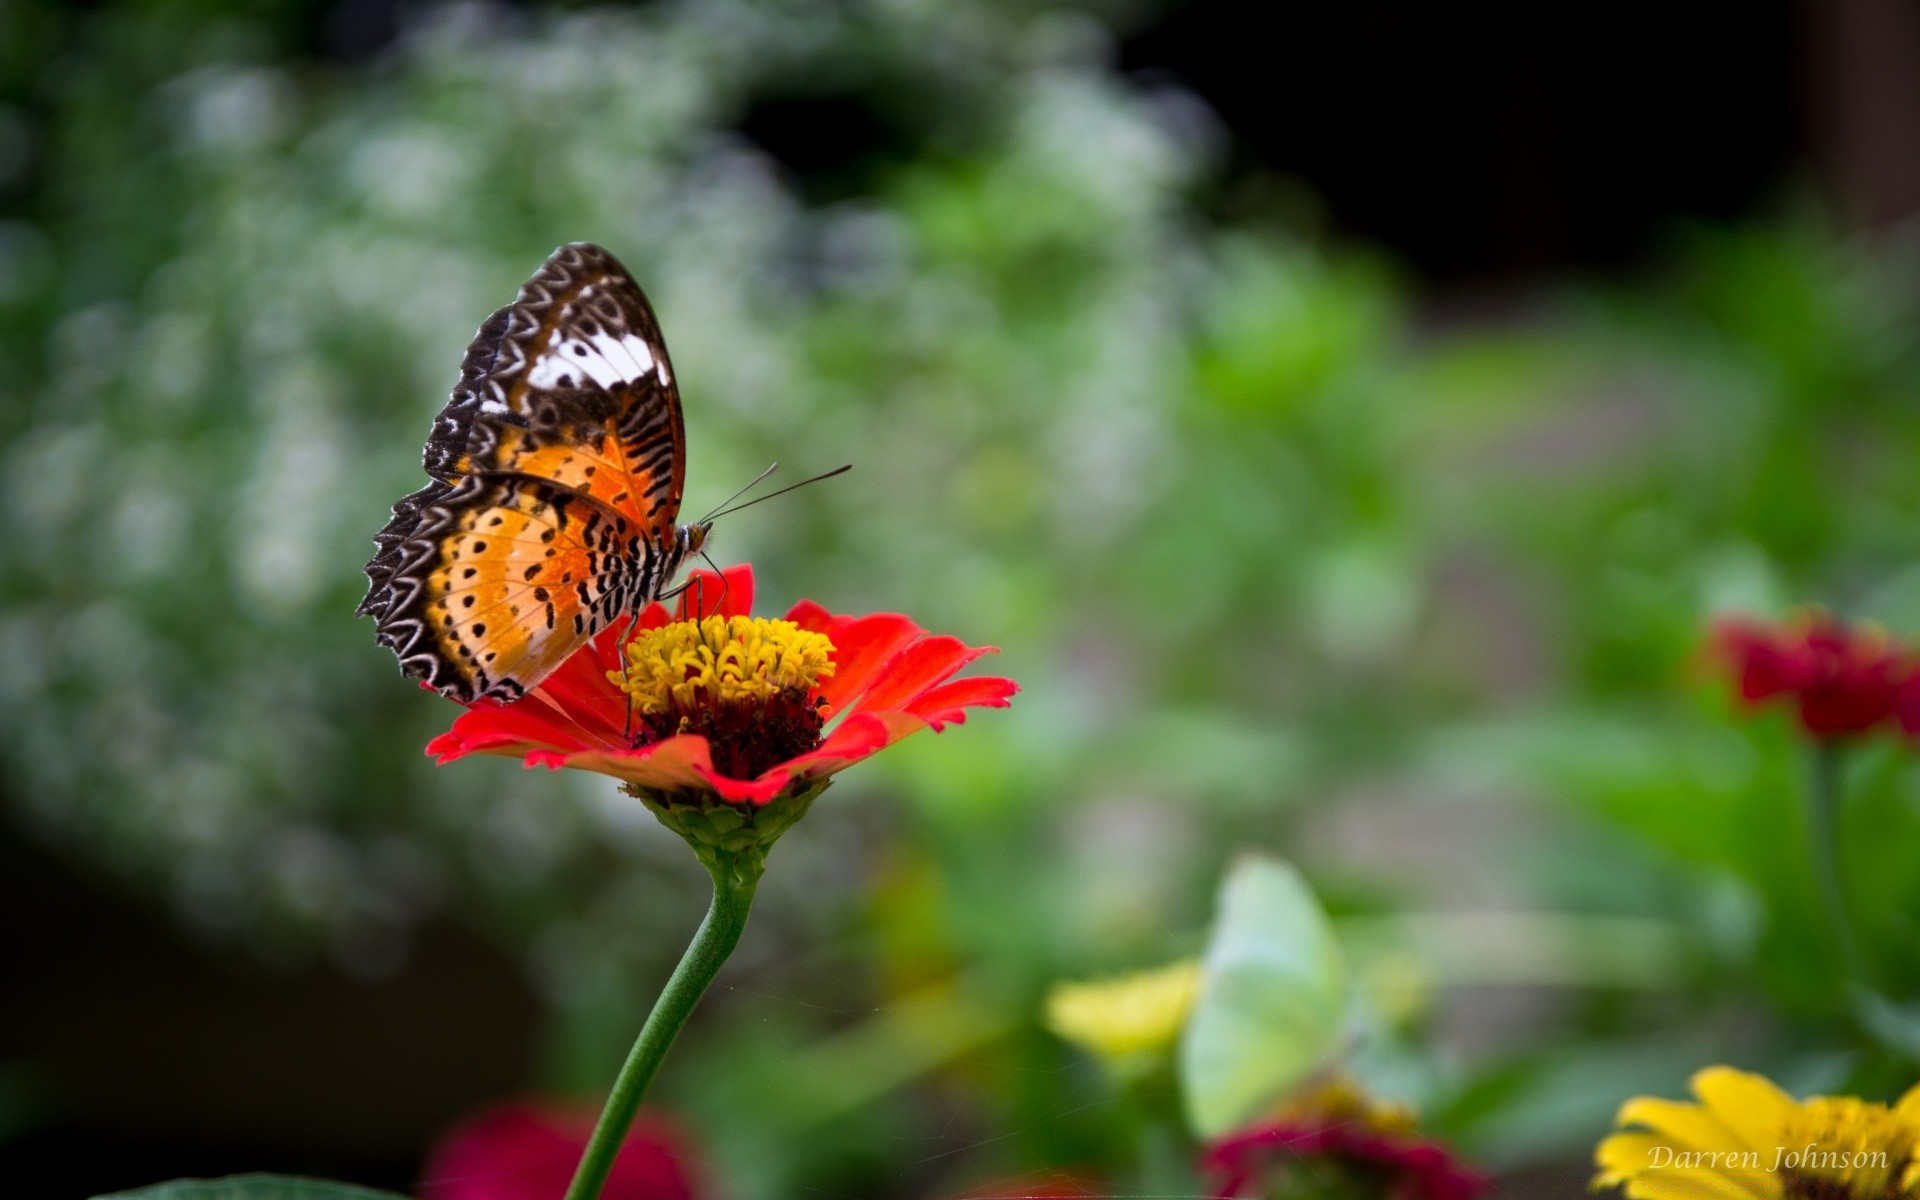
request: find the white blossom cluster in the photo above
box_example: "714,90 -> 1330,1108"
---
0,0 -> 1273,981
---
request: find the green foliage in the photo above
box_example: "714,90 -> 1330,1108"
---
4,0 -> 1920,1195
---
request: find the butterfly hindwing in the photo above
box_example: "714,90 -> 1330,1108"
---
361,243 -> 689,701
368,475 -> 661,701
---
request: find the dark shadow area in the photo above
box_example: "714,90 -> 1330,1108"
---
1118,1 -> 1802,284
0,818 -> 542,1197
738,87 -> 934,206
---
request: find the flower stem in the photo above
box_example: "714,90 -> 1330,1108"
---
563,856 -> 761,1200
1133,1084 -> 1198,1200
1806,742 -> 1867,984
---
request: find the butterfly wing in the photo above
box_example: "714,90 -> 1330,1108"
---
449,242 -> 687,529
361,243 -> 688,702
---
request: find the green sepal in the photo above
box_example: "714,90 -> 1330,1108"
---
628,779 -> 827,885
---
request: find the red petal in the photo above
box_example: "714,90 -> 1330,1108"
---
781,712 -> 898,779
633,602 -> 673,632
524,737 -> 709,790
429,707 -> 593,763
616,732 -> 798,804
903,675 -> 1019,730
1711,616 -> 1805,702
803,612 -> 924,718
676,564 -> 753,621
540,731 -> 812,805
419,1101 -> 699,1200
665,711 -> 909,804
1711,610 -> 1918,740
530,646 -> 631,739
692,764 -> 793,805
785,599 -> 833,633
1900,672 -> 1920,736
851,636 -> 995,716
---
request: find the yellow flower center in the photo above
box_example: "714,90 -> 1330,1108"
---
610,617 -> 835,781
613,616 -> 835,714
1280,1076 -> 1420,1138
1777,1097 -> 1920,1199
1044,959 -> 1202,1066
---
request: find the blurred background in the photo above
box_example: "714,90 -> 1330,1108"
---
3,1 -> 1920,1197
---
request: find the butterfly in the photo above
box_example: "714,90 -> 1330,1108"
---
359,242 -> 709,703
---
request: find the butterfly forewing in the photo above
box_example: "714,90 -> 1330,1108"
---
360,243 -> 689,702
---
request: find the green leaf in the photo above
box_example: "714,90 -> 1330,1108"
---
1179,854 -> 1347,1138
94,1175 -> 409,1200
1854,988 -> 1920,1064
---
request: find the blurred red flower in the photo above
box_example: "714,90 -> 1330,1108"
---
426,564 -> 1017,805
1202,1118 -> 1487,1200
1201,1080 -> 1486,1200
1709,611 -> 1916,741
419,1102 -> 698,1200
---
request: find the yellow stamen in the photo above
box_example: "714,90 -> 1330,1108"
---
1044,959 -> 1202,1064
611,616 -> 835,718
1777,1096 -> 1920,1197
1279,1076 -> 1420,1138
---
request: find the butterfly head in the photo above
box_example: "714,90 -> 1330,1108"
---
657,521 -> 716,613
677,521 -> 711,559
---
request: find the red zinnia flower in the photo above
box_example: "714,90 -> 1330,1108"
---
1201,1081 -> 1487,1200
1709,610 -> 1916,741
419,1101 -> 698,1200
427,564 -> 1017,806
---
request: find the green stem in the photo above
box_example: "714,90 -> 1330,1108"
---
1121,1069 -> 1196,1200
1807,742 -> 1866,984
563,856 -> 761,1200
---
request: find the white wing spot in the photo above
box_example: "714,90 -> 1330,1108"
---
590,331 -> 655,380
526,332 -> 661,389
526,351 -> 569,389
525,341 -> 613,388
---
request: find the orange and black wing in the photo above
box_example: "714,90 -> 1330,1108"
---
360,243 -> 686,701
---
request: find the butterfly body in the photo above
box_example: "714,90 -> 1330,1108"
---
360,243 -> 706,703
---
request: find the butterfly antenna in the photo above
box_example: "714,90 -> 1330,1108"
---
705,464 -> 851,522
699,463 -> 780,524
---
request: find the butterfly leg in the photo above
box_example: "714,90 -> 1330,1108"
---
622,663 -> 636,744
698,549 -> 730,613
613,614 -> 638,745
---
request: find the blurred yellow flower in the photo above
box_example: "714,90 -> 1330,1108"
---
1044,959 -> 1201,1065
1595,1066 -> 1920,1199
